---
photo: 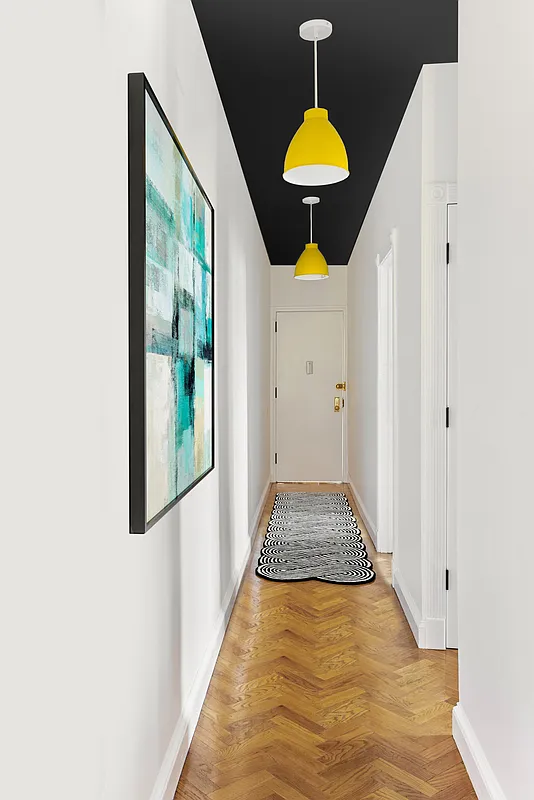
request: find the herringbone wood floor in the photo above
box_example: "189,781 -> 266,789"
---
174,484 -> 475,800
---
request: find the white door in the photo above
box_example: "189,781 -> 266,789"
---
275,310 -> 344,482
446,204 -> 458,648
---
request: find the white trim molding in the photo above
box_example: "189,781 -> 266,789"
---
376,244 -> 396,553
392,568 -> 444,648
453,705 -> 508,800
248,480 -> 271,540
390,228 -> 400,568
392,568 -> 422,645
348,477 -> 378,549
419,182 -> 457,649
150,480 -> 271,800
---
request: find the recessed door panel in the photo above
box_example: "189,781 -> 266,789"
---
275,310 -> 344,482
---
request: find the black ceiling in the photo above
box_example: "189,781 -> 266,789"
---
191,0 -> 458,265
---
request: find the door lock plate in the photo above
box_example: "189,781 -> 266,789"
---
336,382 -> 346,390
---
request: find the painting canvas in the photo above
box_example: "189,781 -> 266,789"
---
129,74 -> 214,533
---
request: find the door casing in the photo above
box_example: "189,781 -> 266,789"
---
446,202 -> 458,648
376,240 -> 398,555
271,306 -> 348,483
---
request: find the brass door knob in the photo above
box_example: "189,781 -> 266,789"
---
334,396 -> 341,412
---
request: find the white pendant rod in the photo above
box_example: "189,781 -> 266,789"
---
314,38 -> 318,108
310,204 -> 313,243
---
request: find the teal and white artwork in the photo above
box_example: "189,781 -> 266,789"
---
143,88 -> 214,525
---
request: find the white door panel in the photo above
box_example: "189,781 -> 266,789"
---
275,311 -> 344,482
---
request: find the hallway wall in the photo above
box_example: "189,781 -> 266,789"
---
271,266 -> 348,309
347,71 -> 424,559
453,0 -> 534,796
1,2 -> 270,800
347,64 -> 457,620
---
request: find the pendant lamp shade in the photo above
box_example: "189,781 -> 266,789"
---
294,197 -> 328,280
284,108 -> 349,186
294,242 -> 329,280
283,20 -> 349,186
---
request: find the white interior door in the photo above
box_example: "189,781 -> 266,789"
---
275,310 -> 344,482
447,204 -> 458,648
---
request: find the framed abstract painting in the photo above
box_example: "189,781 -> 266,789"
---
128,73 -> 214,533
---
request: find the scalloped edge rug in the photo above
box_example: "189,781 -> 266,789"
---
256,492 -> 376,585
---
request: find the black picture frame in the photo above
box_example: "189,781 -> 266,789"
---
128,72 -> 215,534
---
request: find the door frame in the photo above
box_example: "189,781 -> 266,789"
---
420,182 -> 457,649
376,232 -> 398,554
446,203 -> 458,648
271,306 -> 348,483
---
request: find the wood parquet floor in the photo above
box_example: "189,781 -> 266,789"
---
174,483 -> 476,800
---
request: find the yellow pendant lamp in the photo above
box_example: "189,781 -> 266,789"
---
294,197 -> 329,281
284,20 -> 349,186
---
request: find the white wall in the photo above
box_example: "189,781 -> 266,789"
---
1,2 -> 270,800
453,1 -> 534,797
347,64 -> 457,617
347,71 -> 424,565
271,266 -> 347,308
422,65 -> 459,184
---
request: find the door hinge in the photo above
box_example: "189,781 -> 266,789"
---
274,387 -> 278,399
446,407 -> 450,428
445,569 -> 450,591
446,242 -> 450,265
274,320 -> 278,333
274,453 -> 278,465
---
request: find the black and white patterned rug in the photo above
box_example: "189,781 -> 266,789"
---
256,492 -> 376,585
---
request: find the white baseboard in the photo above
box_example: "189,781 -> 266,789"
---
420,616 -> 446,650
392,568 -> 422,646
347,477 -> 378,548
248,480 -> 271,540
453,704 -> 508,800
150,480 -> 271,800
392,569 -> 446,650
